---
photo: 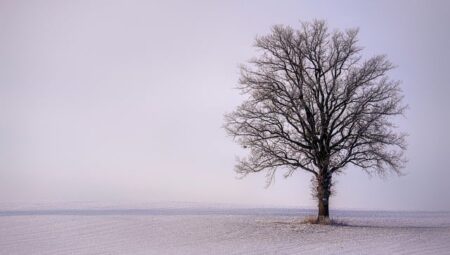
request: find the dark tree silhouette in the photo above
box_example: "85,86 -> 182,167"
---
224,20 -> 407,222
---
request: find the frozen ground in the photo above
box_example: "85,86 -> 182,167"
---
0,203 -> 449,255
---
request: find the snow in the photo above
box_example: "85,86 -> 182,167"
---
0,203 -> 449,254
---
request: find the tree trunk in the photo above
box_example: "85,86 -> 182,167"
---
318,192 -> 330,221
316,174 -> 331,223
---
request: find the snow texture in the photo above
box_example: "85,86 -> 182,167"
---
0,203 -> 449,254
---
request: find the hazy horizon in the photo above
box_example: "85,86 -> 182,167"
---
1,0 -> 450,211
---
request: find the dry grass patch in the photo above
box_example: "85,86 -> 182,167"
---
301,216 -> 346,226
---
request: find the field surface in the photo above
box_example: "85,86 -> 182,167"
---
1,203 -> 449,254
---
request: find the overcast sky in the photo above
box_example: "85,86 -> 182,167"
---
1,0 -> 449,211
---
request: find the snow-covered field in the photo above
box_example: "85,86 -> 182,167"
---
0,203 -> 449,255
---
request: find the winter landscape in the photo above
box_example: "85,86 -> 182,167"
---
2,0 -> 450,254
1,203 -> 450,254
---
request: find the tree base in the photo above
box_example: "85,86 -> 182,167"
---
316,215 -> 331,224
302,215 -> 332,224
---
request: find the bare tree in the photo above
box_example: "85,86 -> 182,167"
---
224,20 -> 407,223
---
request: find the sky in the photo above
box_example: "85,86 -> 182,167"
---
0,0 -> 449,211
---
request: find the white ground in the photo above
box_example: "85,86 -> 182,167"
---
0,203 -> 449,255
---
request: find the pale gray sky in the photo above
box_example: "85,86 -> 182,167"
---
1,0 -> 449,211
